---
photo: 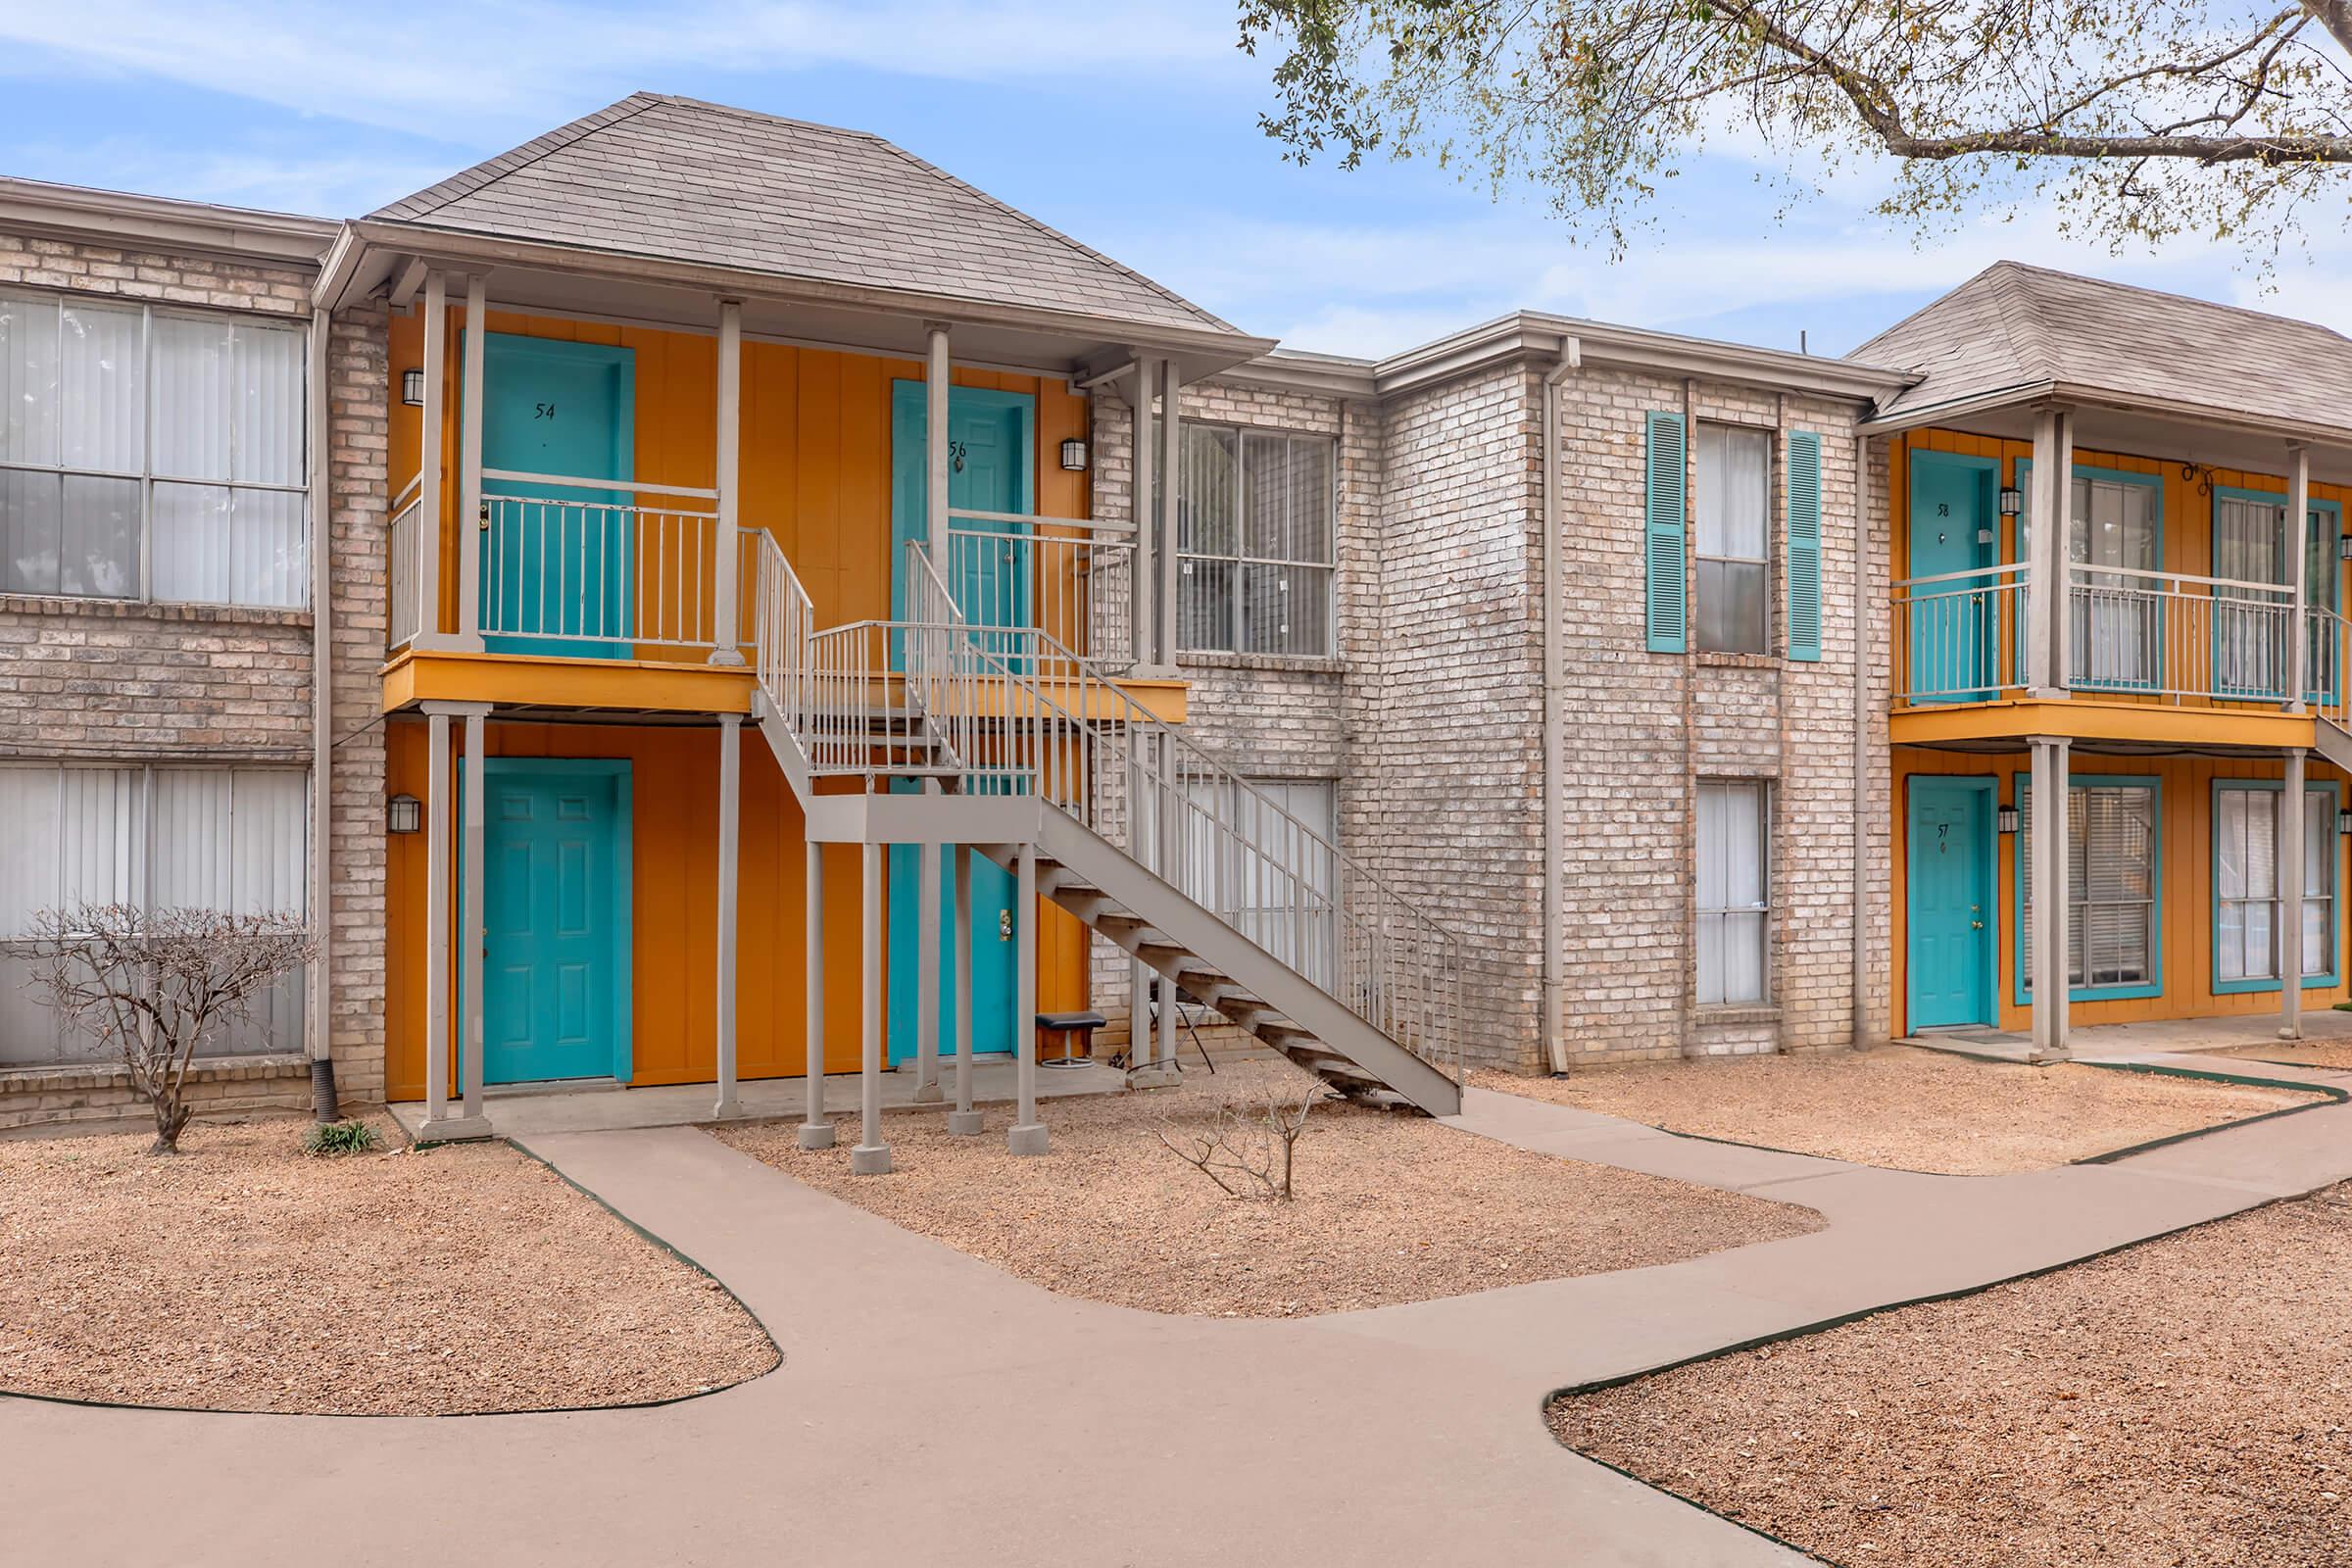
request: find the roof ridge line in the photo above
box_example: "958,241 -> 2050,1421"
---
860,135 -> 1241,336
373,93 -> 664,223
1984,265 -> 2060,383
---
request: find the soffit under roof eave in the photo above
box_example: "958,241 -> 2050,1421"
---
330,220 -> 1273,378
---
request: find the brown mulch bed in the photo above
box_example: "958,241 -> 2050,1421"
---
0,1117 -> 776,1414
1548,1182 -> 2352,1568
712,1059 -> 1820,1318
1473,1045 -> 2321,1175
2218,1039 -> 2352,1073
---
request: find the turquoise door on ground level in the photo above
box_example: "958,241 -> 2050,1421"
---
1906,778 -> 1994,1030
477,334 -> 636,660
477,760 -> 633,1084
1907,454 -> 1997,701
885,381 -> 1034,1063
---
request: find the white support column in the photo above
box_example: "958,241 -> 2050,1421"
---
421,709 -> 451,1126
1156,358 -> 1183,677
2283,746 -> 2308,1040
712,714 -> 743,1117
1007,843 -> 1047,1154
797,840 -> 835,1150
710,299 -> 746,664
947,843 -> 981,1136
913,825 -> 943,1103
418,703 -> 491,1141
926,322 -> 952,570
2029,735 -> 2073,1062
414,272 -> 449,648
852,841 -> 893,1174
1131,355 -> 1172,677
2289,442 -> 2312,712
456,274 -> 487,652
2024,407 -> 2073,696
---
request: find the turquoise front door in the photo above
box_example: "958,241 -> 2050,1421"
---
1908,454 -> 1996,701
478,761 -> 632,1084
477,334 -> 636,659
885,381 -> 1034,1063
1906,778 -> 1994,1030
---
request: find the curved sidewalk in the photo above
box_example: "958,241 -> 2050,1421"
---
6,1054 -> 2349,1568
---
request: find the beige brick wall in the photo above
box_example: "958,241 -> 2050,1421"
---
0,233 -> 389,1122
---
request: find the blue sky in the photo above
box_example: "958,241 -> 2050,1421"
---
4,0 -> 2342,359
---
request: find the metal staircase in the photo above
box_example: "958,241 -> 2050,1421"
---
745,533 -> 1463,1115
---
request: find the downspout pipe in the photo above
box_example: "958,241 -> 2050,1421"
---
1541,338 -> 1581,1074
307,303 -> 339,1121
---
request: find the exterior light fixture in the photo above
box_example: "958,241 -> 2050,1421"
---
1059,438 -> 1089,472
1997,804 -> 2021,835
2337,533 -> 2352,563
1998,485 -> 2024,518
2337,808 -> 2352,838
402,368 -> 425,407
387,794 -> 422,835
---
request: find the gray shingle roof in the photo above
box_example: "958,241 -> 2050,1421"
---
371,94 -> 1240,337
1853,262 -> 2352,436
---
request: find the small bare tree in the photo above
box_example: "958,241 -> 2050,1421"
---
25,903 -> 316,1155
1156,1079 -> 1324,1200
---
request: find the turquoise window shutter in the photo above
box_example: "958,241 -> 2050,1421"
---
1786,429 -> 1823,662
1644,412 -> 1688,653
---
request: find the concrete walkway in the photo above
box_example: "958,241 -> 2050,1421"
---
9,1053 -> 2352,1567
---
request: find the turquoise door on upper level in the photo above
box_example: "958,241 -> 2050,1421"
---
1907,453 -> 1998,702
477,334 -> 636,660
475,760 -> 633,1084
885,382 -> 1034,1063
1906,777 -> 1994,1030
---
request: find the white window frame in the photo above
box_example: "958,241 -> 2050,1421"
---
1696,778 -> 1771,1005
0,760 -> 311,1065
0,287 -> 310,609
1692,422 -> 1772,655
2216,780 -> 2336,989
1175,421 -> 1338,657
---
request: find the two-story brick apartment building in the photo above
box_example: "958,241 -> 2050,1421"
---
9,93 -> 2332,1145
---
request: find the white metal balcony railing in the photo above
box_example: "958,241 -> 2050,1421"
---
747,529 -> 1463,1087
942,510 -> 1135,674
478,467 -> 735,652
1893,563 -> 2340,710
387,474 -> 425,653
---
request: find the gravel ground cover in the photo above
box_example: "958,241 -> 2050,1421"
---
2218,1039 -> 2352,1072
1472,1045 -> 2318,1175
1548,1182 -> 2352,1568
0,1117 -> 776,1414
713,1059 -> 1820,1317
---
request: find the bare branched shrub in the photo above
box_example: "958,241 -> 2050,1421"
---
25,903 -> 317,1155
1155,1079 -> 1323,1200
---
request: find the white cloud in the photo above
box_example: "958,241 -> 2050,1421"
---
0,1 -> 1246,138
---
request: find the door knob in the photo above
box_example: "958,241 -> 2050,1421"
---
1971,920 -> 1984,930
999,909 -> 1012,941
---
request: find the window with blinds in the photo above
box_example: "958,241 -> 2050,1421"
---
2216,784 -> 2334,985
1176,424 -> 1335,657
0,763 -> 308,1064
1696,779 -> 1769,1004
2213,493 -> 2335,699
2024,470 -> 2160,689
0,292 -> 307,608
2019,779 -> 2158,993
1693,424 -> 1770,654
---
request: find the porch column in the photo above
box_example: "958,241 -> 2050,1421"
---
417,702 -> 491,1141
709,298 -> 746,664
456,274 -> 487,651
2024,406 -> 2074,696
1131,355 -> 1170,676
914,817 -> 944,1102
926,322 -> 952,571
947,843 -> 982,1135
1156,358 -> 1183,675
2029,735 -> 2072,1061
797,840 -> 835,1150
2283,746 -> 2308,1040
2289,442 -> 2312,711
852,841 -> 893,1174
413,272 -> 450,648
1007,843 -> 1048,1154
712,714 -> 743,1117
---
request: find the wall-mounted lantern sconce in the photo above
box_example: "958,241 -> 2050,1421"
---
2337,808 -> 2352,838
1058,438 -> 1089,472
2337,533 -> 2352,563
1997,804 -> 2021,835
401,368 -> 425,407
1998,485 -> 2024,518
387,794 -> 422,835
